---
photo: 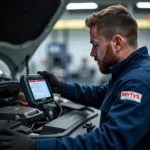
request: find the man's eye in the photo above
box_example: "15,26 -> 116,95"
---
93,43 -> 98,48
94,44 -> 99,49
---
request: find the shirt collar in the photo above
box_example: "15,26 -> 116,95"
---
109,46 -> 149,77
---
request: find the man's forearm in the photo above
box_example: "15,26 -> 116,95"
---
61,82 -> 108,108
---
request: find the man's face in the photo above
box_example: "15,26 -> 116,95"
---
90,26 -> 119,74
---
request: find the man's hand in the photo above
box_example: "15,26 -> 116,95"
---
38,71 -> 65,94
0,128 -> 35,150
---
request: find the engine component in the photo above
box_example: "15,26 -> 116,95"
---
0,106 -> 43,122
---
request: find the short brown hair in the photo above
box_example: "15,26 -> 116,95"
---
85,4 -> 138,47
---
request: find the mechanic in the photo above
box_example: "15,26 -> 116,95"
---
1,4 -> 150,150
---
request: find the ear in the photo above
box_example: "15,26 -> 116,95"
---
111,35 -> 123,53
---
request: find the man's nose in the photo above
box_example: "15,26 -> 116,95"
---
90,47 -> 97,57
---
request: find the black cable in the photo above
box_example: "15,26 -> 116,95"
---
31,121 -> 49,130
25,55 -> 30,75
54,100 -> 63,117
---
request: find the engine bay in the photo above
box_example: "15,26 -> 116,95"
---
0,81 -> 99,139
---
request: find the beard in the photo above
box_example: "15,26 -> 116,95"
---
95,43 -> 119,74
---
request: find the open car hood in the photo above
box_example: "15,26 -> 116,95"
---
0,0 -> 70,77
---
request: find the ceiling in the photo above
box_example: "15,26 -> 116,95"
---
69,0 -> 150,13
71,0 -> 148,5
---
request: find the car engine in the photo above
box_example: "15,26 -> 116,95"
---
0,81 -> 99,138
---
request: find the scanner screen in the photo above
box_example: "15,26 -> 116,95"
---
28,79 -> 51,100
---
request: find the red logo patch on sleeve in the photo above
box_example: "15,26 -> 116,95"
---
120,91 -> 142,103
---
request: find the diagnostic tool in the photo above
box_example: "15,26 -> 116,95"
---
20,74 -> 54,107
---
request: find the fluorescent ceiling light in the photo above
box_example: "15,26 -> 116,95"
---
136,2 -> 150,8
66,3 -> 98,10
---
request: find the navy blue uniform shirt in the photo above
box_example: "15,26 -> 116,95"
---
36,46 -> 150,150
